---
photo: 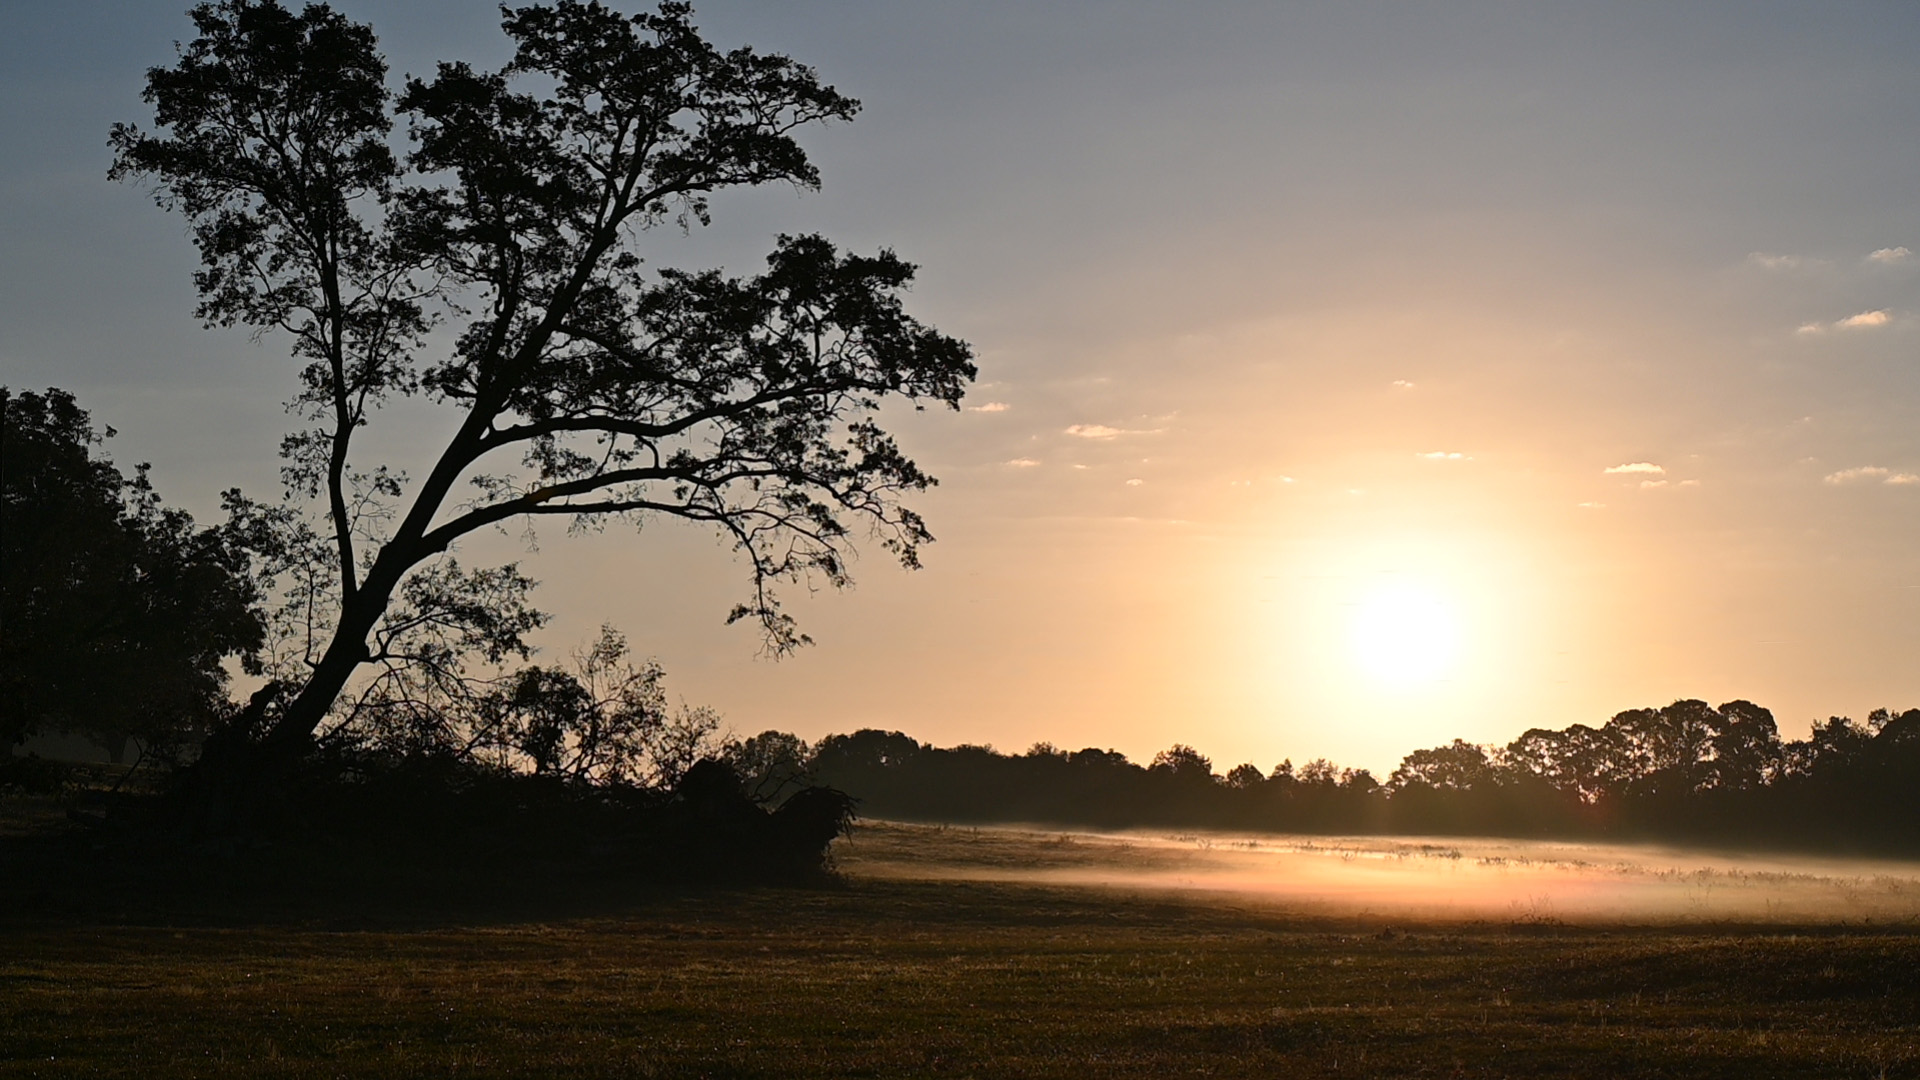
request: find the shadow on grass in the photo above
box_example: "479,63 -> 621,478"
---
0,757 -> 856,932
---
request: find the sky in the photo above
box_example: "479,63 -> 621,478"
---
4,0 -> 1919,774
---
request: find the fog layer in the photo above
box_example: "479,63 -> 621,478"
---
844,822 -> 1920,924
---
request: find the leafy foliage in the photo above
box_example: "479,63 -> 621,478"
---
327,622 -> 723,788
1,388 -> 265,760
805,698 -> 1920,852
720,729 -> 818,804
111,0 -> 975,745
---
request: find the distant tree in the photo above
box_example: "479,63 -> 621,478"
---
1069,748 -> 1131,769
1338,767 -> 1380,794
1297,758 -> 1340,786
1504,723 -> 1626,803
721,730 -> 815,804
1388,739 -> 1497,792
1606,700 -> 1724,794
1,388 -> 265,762
1785,715 -> 1875,777
812,729 -> 923,774
1225,762 -> 1265,789
1150,744 -> 1216,784
1874,708 -> 1920,745
1702,699 -> 1781,790
111,0 -> 974,755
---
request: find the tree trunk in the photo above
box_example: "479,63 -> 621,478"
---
262,407 -> 492,748
265,628 -> 368,751
265,548 -> 415,748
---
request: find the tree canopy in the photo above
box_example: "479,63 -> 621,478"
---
801,698 -> 1920,852
1,388 -> 265,761
111,0 -> 975,749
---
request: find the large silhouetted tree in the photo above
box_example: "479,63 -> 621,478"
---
111,1 -> 974,751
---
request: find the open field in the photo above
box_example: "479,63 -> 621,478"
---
5,820 -> 1920,1078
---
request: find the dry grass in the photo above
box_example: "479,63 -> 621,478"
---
4,820 -> 1919,1077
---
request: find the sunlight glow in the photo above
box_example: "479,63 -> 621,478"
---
1348,583 -> 1461,687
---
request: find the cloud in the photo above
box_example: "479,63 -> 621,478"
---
1577,501 -> 1606,509
1004,458 -> 1040,468
1605,462 -> 1665,476
967,401 -> 1010,413
1125,478 -> 1144,486
1837,309 -> 1891,329
1391,380 -> 1416,390
1417,451 -> 1469,461
1640,479 -> 1669,489
1801,309 -> 1893,334
1868,247 -> 1912,265
1748,252 -> 1806,271
1825,466 -> 1920,486
1064,423 -> 1159,439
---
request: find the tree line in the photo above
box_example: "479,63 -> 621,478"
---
796,698 -> 1920,854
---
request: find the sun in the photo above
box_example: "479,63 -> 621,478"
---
1348,583 -> 1461,687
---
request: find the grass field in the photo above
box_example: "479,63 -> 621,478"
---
5,820 -> 1920,1078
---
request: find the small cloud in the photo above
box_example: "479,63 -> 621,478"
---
967,401 -> 1011,413
1391,380 -> 1416,390
1072,464 -> 1089,470
1678,479 -> 1701,487
1577,501 -> 1606,509
1005,458 -> 1040,468
1748,252 -> 1805,271
1837,309 -> 1891,329
1868,246 -> 1912,265
1796,310 -> 1891,333
1826,466 -> 1919,486
1276,475 -> 1297,484
1640,479 -> 1669,489
1417,451 -> 1469,461
1065,423 -> 1161,440
1605,462 -> 1665,476
1125,478 -> 1144,487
